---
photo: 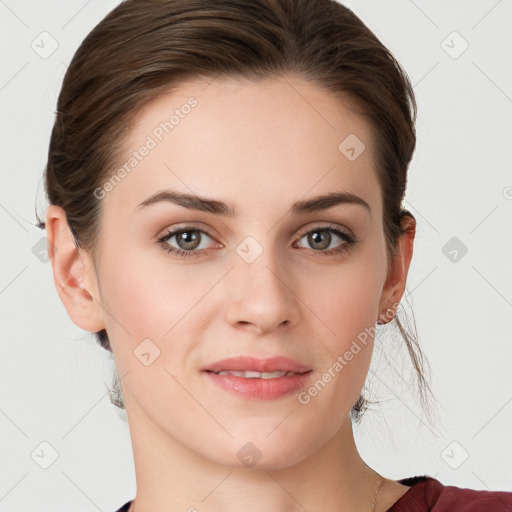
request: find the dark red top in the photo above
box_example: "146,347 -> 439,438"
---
114,475 -> 512,511
388,475 -> 512,511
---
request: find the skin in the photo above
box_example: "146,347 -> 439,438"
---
46,74 -> 415,512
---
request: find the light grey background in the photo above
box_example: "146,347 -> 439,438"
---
0,1 -> 511,510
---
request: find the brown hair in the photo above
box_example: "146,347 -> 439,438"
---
36,0 -> 435,425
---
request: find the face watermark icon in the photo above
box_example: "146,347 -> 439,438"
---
503,186 -> 512,200
338,133 -> 366,161
31,31 -> 59,59
133,338 -> 161,366
441,31 -> 469,60
236,442 -> 263,468
441,236 -> 468,263
31,441 -> 59,469
236,236 -> 264,263
32,236 -> 57,263
440,441 -> 469,469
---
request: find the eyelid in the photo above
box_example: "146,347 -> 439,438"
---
294,221 -> 354,240
157,222 -> 220,242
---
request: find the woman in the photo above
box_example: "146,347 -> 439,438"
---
38,0 -> 512,510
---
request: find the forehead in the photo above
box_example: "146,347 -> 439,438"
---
105,74 -> 381,218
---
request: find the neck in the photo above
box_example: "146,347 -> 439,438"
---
125,397 -> 383,512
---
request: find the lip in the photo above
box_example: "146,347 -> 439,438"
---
201,356 -> 313,400
202,370 -> 312,400
202,356 -> 312,373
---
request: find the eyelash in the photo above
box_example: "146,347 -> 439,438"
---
156,224 -> 360,259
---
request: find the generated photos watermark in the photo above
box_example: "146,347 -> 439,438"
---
93,97 -> 198,200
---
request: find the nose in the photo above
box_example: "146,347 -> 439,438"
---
223,245 -> 299,335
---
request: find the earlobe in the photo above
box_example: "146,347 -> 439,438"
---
377,214 -> 416,324
45,204 -> 105,333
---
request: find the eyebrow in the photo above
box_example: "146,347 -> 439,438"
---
135,189 -> 371,216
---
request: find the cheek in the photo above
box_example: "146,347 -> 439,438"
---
96,251 -> 206,374
298,245 -> 386,398
97,247 -> 224,357
98,254 -> 219,416
306,255 -> 385,344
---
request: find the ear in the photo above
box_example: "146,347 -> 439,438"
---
45,204 -> 106,333
377,213 -> 416,324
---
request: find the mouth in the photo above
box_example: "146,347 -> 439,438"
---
204,370 -> 308,379
201,356 -> 313,400
201,355 -> 312,374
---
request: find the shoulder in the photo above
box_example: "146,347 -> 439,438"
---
387,475 -> 512,511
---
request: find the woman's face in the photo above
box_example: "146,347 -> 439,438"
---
89,74 -> 395,467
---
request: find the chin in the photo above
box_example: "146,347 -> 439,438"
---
200,432 -> 315,471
